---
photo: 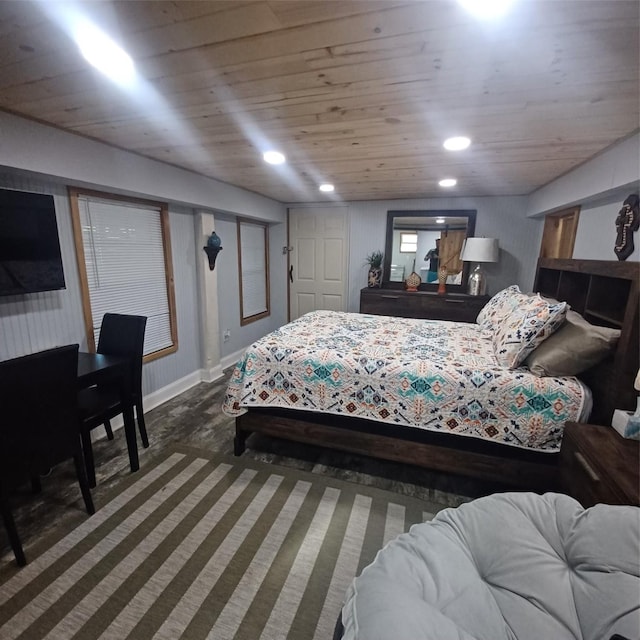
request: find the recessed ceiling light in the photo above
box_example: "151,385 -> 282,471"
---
443,136 -> 471,151
436,217 -> 446,223
75,24 -> 135,86
319,183 -> 335,193
263,150 -> 286,165
439,178 -> 457,188
457,0 -> 514,20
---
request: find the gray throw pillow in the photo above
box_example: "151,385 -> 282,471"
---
525,309 -> 621,377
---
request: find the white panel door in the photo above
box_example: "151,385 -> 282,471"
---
288,207 -> 349,321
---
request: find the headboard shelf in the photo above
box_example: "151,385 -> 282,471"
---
534,258 -> 639,424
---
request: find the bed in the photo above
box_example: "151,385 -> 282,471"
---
224,259 -> 639,490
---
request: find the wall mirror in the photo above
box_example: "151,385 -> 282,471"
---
383,210 -> 477,290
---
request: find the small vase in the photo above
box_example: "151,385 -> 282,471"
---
368,266 -> 383,288
437,266 -> 448,295
405,271 -> 421,292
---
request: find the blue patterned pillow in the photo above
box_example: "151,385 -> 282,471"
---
476,285 -> 522,332
492,295 -> 568,369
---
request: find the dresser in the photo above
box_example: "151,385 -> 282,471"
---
360,288 -> 490,323
560,422 -> 640,507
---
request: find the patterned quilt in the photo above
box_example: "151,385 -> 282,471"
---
222,311 -> 589,452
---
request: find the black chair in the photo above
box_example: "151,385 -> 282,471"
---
78,313 -> 147,487
0,344 -> 94,567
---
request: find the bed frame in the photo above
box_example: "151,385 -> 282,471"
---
234,259 -> 639,491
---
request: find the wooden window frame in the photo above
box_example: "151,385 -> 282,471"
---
237,219 -> 270,326
68,187 -> 178,363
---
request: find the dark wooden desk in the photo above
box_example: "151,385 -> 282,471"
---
77,352 -> 139,475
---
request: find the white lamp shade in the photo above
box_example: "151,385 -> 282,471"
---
635,369 -> 640,391
460,237 -> 499,263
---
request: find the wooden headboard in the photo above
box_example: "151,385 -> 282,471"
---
534,258 -> 639,425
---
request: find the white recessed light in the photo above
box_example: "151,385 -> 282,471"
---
443,136 -> 471,151
263,150 -> 286,165
457,0 -> 514,20
439,178 -> 457,188
75,24 -> 135,86
319,183 -> 335,193
436,217 -> 446,223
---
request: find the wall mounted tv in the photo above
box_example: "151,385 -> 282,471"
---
0,188 -> 66,296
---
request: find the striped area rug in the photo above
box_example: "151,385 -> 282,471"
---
0,446 -> 443,640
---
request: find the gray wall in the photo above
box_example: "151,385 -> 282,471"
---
573,187 -> 640,262
2,112 -> 636,399
0,113 -> 287,398
526,133 -> 639,219
344,194 -> 537,311
215,215 -> 288,362
0,172 -> 202,396
0,111 -> 285,222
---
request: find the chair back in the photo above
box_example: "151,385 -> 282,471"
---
0,344 -> 79,481
96,313 -> 147,398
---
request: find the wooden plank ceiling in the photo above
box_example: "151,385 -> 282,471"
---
0,0 -> 638,203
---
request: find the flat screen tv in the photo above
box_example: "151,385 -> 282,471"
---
0,188 -> 66,296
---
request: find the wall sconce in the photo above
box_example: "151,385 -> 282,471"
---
203,231 -> 223,270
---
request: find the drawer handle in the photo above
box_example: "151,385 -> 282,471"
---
444,299 -> 464,304
381,295 -> 400,299
574,452 -> 600,483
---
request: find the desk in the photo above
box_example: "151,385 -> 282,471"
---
77,352 -> 139,475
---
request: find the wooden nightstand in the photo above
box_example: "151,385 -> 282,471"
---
560,422 -> 640,507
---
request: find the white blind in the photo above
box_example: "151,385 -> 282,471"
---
240,221 -> 268,319
78,196 -> 173,356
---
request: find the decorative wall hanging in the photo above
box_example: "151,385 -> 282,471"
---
203,231 -> 223,270
614,194 -> 639,261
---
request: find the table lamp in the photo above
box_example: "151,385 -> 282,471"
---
460,237 -> 499,295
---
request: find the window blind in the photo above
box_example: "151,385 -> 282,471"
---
239,221 -> 268,319
78,195 -> 173,356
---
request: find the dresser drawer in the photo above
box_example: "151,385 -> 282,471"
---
560,422 -> 639,507
561,440 -> 625,507
360,288 -> 488,323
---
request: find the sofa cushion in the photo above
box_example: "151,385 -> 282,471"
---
341,493 -> 640,640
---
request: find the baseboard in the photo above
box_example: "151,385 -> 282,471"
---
201,364 -> 224,383
220,348 -> 246,373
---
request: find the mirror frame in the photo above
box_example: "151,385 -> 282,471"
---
383,209 -> 477,291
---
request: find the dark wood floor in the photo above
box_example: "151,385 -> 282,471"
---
1,371 -> 506,571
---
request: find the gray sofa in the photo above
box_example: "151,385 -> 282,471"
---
340,493 -> 640,640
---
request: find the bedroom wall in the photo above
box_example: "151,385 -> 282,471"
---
0,113 -> 287,405
344,195 -> 538,311
526,132 -> 640,262
573,188 -> 640,262
0,170 -> 202,397
0,112 -> 284,223
214,214 -> 288,369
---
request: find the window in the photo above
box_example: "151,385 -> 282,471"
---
400,232 -> 418,253
69,188 -> 177,362
237,219 -> 270,325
